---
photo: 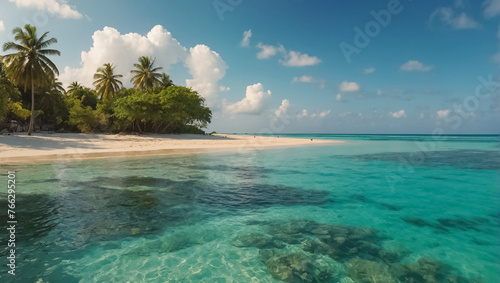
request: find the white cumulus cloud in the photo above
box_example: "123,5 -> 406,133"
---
186,44 -> 228,106
223,83 -> 271,114
240,29 -> 252,47
275,99 -> 290,118
391,109 -> 407,119
401,60 -> 433,72
339,81 -> 360,92
9,0 -> 82,19
60,25 -> 188,90
282,51 -> 321,67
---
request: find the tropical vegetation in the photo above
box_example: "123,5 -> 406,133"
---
1,24 -> 60,135
0,25 -> 212,135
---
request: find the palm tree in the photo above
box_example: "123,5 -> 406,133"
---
67,81 -> 83,95
93,63 -> 123,100
45,78 -> 65,94
1,24 -> 60,135
159,73 -> 173,89
130,56 -> 163,91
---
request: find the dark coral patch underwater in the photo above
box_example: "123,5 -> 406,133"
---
350,194 -> 401,211
233,219 -> 485,283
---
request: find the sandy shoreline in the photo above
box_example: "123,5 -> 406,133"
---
0,133 -> 341,164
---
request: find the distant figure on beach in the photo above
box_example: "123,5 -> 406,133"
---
311,139 -> 313,141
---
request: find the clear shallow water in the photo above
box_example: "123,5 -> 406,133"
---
0,135 -> 499,282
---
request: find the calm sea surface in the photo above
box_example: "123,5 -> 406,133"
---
0,134 -> 499,282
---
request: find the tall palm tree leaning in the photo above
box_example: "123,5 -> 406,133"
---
130,56 -> 163,91
1,24 -> 60,135
93,63 -> 123,100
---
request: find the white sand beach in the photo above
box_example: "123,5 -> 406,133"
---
0,133 -> 340,163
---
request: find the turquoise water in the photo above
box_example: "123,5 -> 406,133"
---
0,134 -> 499,282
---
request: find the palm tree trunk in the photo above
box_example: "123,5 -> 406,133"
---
27,69 -> 35,136
136,121 -> 143,134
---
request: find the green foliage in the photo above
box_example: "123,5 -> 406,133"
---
93,63 -> 123,100
159,73 -> 173,88
0,63 -> 26,121
67,87 -> 98,109
67,81 -> 83,95
0,92 -> 8,118
1,24 -> 60,134
130,56 -> 163,91
1,25 -> 60,91
68,101 -> 108,133
38,78 -> 68,127
8,102 -> 31,120
0,73 -> 13,118
113,86 -> 211,133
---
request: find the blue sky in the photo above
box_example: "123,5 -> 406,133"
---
0,0 -> 499,134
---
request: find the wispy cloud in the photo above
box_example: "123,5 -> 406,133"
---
8,0 -> 83,19
297,109 -> 308,119
401,60 -> 433,72
319,110 -> 331,118
256,43 -> 321,67
256,43 -> 283,59
240,29 -> 252,47
336,93 -> 344,102
292,75 -> 325,89
484,0 -> 500,18
364,67 -> 375,74
292,75 -> 314,83
437,109 -> 451,118
430,6 -> 480,30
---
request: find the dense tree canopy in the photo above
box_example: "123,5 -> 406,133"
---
114,86 -> 211,134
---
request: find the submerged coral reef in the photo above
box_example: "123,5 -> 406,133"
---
233,219 -> 485,283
